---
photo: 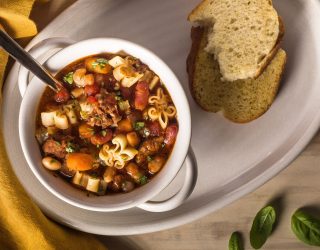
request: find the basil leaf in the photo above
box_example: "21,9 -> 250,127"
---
228,232 -> 243,250
134,121 -> 145,130
65,142 -> 78,153
250,205 -> 276,249
291,210 -> 320,246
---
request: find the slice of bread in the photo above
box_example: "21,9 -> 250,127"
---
187,27 -> 287,123
188,0 -> 282,81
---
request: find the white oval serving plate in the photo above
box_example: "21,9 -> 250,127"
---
2,0 -> 320,235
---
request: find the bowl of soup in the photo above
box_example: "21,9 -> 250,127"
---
18,38 -> 196,212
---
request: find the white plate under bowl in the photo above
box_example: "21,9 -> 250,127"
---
2,0 -> 320,235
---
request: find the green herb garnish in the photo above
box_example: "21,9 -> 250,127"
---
65,142 -> 78,153
101,130 -> 107,136
92,58 -> 108,69
250,205 -> 276,249
291,210 -> 320,247
63,72 -> 74,84
147,156 -> 153,162
228,232 -> 243,250
139,175 -> 148,185
134,121 -> 145,131
118,100 -> 130,111
50,159 -> 57,164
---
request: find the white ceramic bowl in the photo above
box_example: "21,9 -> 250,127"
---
18,38 -> 197,212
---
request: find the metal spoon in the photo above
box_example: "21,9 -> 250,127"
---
0,29 -> 59,92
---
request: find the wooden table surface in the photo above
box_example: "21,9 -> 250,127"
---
28,1 -> 320,249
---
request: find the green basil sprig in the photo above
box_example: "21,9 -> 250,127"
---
250,205 -> 276,249
291,210 -> 320,246
228,232 -> 243,250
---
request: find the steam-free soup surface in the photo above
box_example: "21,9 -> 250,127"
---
36,53 -> 178,195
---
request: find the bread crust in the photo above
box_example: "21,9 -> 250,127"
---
253,15 -> 285,79
187,27 -> 206,110
187,0 -> 207,21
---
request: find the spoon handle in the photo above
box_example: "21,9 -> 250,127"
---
0,29 -> 58,92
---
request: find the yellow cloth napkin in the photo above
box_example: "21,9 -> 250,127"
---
0,1 -> 106,249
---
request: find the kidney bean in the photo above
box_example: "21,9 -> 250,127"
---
164,124 -> 178,146
147,121 -> 162,137
134,81 -> 149,111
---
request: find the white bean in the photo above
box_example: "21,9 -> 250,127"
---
42,157 -> 62,171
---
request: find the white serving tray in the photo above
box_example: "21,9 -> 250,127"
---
2,0 -> 320,235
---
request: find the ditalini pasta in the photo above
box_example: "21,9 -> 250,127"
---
35,52 -> 179,195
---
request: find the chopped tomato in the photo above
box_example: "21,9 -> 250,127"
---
87,96 -> 97,103
54,87 -> 70,103
134,81 -> 149,110
90,129 -> 113,145
84,83 -> 100,96
164,124 -> 178,146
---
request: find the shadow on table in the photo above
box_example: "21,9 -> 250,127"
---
267,193 -> 286,234
298,205 -> 320,218
98,236 -> 142,250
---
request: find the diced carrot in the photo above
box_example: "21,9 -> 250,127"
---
90,129 -> 113,145
79,124 -> 95,138
66,153 -> 94,171
85,57 -> 112,74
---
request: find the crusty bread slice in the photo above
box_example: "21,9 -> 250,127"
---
188,0 -> 282,82
187,27 -> 287,123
